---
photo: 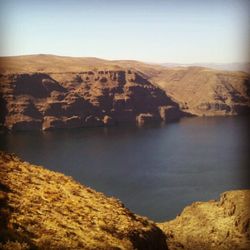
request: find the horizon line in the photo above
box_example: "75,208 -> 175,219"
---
0,53 -> 249,65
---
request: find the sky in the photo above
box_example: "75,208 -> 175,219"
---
0,0 -> 249,63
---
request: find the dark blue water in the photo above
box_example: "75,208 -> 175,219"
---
0,116 -> 249,221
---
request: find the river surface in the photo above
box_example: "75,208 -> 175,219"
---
1,116 -> 249,221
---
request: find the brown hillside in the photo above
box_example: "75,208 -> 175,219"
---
0,55 -> 249,130
0,151 -> 250,249
0,54 -> 163,74
150,66 -> 250,116
0,151 -> 167,250
158,190 -> 250,250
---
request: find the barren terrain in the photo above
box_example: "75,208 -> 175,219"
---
0,55 -> 249,130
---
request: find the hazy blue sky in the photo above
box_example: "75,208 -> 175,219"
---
0,0 -> 249,63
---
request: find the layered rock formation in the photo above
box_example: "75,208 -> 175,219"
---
0,69 -> 181,130
159,190 -> 250,250
0,152 -> 167,250
0,151 -> 250,250
0,55 -> 249,130
151,66 -> 250,116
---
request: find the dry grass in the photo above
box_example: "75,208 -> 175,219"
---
0,54 -> 163,74
0,151 -> 166,250
158,190 -> 250,250
1,150 -> 249,249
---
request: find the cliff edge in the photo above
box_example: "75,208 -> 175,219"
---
0,70 -> 182,130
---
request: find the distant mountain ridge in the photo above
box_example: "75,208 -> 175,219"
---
161,62 -> 250,73
1,54 -> 249,73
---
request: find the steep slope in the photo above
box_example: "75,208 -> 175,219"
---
158,190 -> 250,250
0,151 -> 167,250
0,151 -> 249,250
150,66 -> 250,116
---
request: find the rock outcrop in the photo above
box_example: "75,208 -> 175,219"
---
0,151 -> 167,250
158,190 -> 250,250
0,70 -> 181,130
0,151 -> 250,249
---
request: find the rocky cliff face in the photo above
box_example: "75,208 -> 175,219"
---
0,55 -> 249,130
0,151 -> 249,250
150,66 -> 250,116
0,70 -> 181,130
0,152 -> 167,250
158,190 -> 250,250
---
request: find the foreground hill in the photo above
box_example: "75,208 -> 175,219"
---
0,55 -> 249,130
0,151 -> 167,250
0,151 -> 249,249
